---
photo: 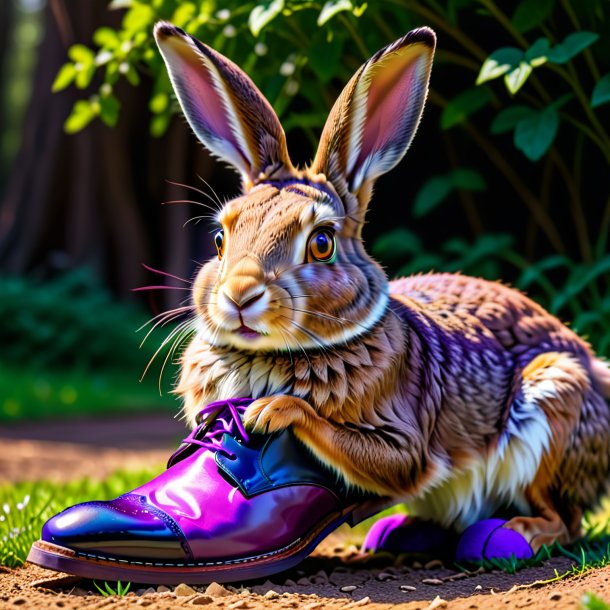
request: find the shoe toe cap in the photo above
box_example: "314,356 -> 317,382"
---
42,494 -> 189,561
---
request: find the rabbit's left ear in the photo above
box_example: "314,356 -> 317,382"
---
155,22 -> 293,189
311,28 -> 435,206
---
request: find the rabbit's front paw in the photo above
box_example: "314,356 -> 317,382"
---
244,395 -> 316,434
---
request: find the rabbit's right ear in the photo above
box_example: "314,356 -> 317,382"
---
155,22 -> 294,189
311,28 -> 435,211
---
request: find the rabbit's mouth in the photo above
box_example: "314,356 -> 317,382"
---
235,324 -> 264,340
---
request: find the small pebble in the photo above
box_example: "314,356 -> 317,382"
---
205,582 -> 231,597
401,585 -> 417,592
474,584 -> 483,591
351,596 -> 371,606
421,578 -> 443,585
302,603 -> 323,610
176,583 -> 197,596
341,585 -> 358,593
316,570 -> 329,581
135,589 -> 146,596
549,593 -> 561,601
143,587 -> 156,595
228,600 -> 249,609
426,596 -> 448,610
412,561 -> 423,569
444,572 -> 467,581
424,559 -> 444,569
284,579 -> 297,587
264,591 -> 280,599
190,596 -> 214,606
376,572 -> 396,581
297,577 -> 310,586
156,585 -> 171,593
136,601 -> 153,607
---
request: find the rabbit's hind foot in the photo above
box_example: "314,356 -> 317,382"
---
361,514 -> 452,556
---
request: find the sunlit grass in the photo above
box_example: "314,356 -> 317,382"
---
0,365 -> 176,422
0,468 -> 162,568
94,580 -> 132,596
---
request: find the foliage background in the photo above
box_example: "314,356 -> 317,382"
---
0,0 -> 609,422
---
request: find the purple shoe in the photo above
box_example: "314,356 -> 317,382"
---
362,514 -> 450,555
27,398 -> 393,584
455,519 -> 533,563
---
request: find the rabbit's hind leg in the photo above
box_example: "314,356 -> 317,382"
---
504,354 -> 610,552
464,352 -> 593,562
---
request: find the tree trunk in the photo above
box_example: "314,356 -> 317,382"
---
0,0 -> 218,304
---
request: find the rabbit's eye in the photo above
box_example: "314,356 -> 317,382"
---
214,230 -> 224,259
307,229 -> 336,263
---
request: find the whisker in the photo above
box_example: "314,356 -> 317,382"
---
142,263 -> 192,285
284,306 -> 350,325
196,174 -> 223,207
137,305 -> 194,333
142,318 -> 193,388
132,285 -> 192,292
278,319 -> 312,371
139,308 -> 193,349
166,179 -> 223,211
162,199 -> 220,214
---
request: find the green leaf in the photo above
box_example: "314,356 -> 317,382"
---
52,64 -> 76,92
308,33 -> 343,83
514,106 -> 559,161
318,0 -> 352,25
490,106 -> 534,134
249,0 -> 284,37
99,95 -> 120,127
149,91 -> 169,114
511,0 -> 553,33
504,61 -> 533,94
441,87 -> 491,129
413,176 -> 453,217
64,100 -> 97,134
547,31 -> 599,64
524,37 -> 550,67
150,112 -> 172,137
352,2 -> 367,17
518,255 -> 571,289
123,4 -> 155,34
450,168 -> 486,190
372,228 -> 422,261
75,62 -> 96,89
68,44 -> 94,64
125,64 -> 140,86
476,47 -> 522,85
93,27 -> 120,49
591,73 -> 610,108
109,0 -> 133,8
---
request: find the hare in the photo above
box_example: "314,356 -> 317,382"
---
155,22 -> 610,554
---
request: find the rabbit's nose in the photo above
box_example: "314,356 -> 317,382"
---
223,284 -> 265,311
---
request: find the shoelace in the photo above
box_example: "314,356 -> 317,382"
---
179,397 -> 252,459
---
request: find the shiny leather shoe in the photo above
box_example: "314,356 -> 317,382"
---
27,398 -> 392,584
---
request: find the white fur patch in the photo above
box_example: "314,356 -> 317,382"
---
407,384 -> 555,531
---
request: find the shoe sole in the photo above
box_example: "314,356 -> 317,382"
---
27,498 -> 394,585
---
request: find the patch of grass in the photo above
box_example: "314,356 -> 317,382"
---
0,468 -> 163,568
94,580 -> 132,597
0,364 -> 176,422
582,592 -> 610,610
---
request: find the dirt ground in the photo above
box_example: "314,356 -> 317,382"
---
1,415 -> 610,610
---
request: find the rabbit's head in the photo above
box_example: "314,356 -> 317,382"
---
155,22 -> 435,352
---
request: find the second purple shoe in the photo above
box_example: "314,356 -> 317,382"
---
28,398 -> 393,584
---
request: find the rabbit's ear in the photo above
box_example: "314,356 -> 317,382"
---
155,22 -> 294,189
312,28 -> 435,203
